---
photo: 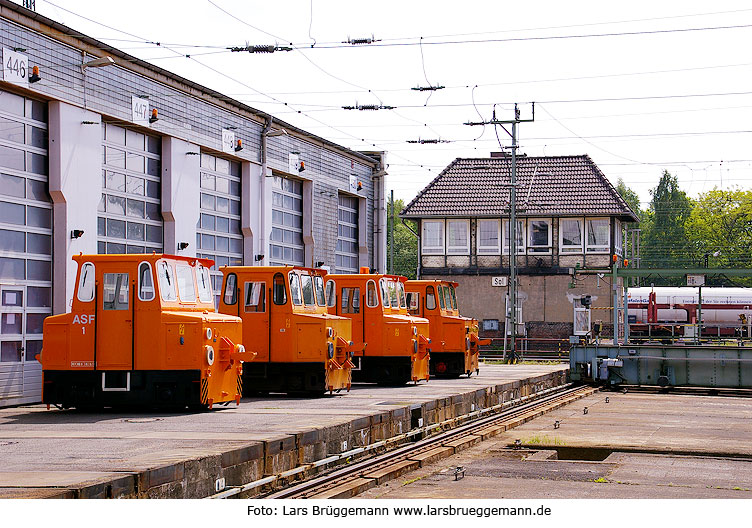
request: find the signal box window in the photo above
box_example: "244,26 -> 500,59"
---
77,262 -> 95,302
289,272 -> 303,305
103,273 -> 129,310
273,273 -> 287,305
301,274 -> 315,306
138,262 -> 155,301
223,273 -> 238,305
158,261 -> 177,302
426,286 -> 436,310
244,282 -> 265,313
366,280 -> 378,308
407,292 -> 420,316
341,287 -> 360,314
326,280 -> 336,307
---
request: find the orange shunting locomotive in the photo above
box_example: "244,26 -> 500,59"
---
39,254 -> 252,409
405,280 -> 489,377
325,269 -> 431,385
219,266 -> 356,395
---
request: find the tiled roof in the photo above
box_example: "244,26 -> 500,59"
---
400,154 -> 639,222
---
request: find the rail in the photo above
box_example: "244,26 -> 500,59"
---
247,384 -> 595,499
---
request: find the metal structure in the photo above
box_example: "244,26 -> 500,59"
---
572,267 -> 752,389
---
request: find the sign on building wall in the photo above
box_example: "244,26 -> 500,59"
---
349,174 -> 359,193
687,274 -> 705,286
2,48 -> 30,86
222,129 -> 235,154
131,96 -> 150,125
288,152 -> 300,174
491,276 -> 508,287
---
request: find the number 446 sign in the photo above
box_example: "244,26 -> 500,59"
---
3,48 -> 30,86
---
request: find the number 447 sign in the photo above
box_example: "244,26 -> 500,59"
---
3,48 -> 30,86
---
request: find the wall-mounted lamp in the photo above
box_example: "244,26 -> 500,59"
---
70,229 -> 84,239
298,161 -> 306,173
234,139 -> 243,152
254,254 -> 265,261
149,109 -> 159,124
264,128 -> 287,137
178,242 -> 189,250
29,66 -> 41,83
82,55 -> 115,71
357,181 -> 363,191
315,261 -> 325,268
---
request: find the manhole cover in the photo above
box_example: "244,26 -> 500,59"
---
122,418 -> 163,423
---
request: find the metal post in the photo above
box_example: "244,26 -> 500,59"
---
697,284 -> 703,344
509,114 -> 518,363
389,190 -> 394,275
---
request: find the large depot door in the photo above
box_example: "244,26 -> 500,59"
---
95,272 -> 133,370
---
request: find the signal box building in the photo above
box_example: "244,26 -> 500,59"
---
400,153 -> 639,343
0,0 -> 387,406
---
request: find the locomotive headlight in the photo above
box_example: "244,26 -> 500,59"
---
205,345 -> 215,366
205,328 -> 213,340
327,327 -> 333,338
327,342 -> 334,358
412,326 -> 418,336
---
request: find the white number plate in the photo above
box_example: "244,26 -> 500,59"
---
3,48 -> 29,86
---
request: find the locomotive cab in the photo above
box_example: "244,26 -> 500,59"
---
326,271 -> 430,385
406,280 -> 488,377
39,254 -> 251,409
220,266 -> 355,395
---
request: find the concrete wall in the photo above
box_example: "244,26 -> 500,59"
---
48,101 -> 101,313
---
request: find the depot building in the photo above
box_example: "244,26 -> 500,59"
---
0,0 -> 387,406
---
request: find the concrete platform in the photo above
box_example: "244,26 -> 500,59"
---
0,363 -> 567,499
359,391 -> 752,499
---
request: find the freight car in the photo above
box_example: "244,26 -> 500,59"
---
628,287 -> 752,338
405,280 -> 488,377
39,254 -> 252,409
325,270 -> 430,385
219,266 -> 356,395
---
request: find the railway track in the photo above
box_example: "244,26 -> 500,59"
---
263,384 -> 597,499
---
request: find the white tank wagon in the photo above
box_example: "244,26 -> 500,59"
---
627,287 -> 752,337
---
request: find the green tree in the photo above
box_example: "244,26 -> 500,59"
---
686,188 -> 752,284
387,197 -> 418,278
641,171 -> 694,273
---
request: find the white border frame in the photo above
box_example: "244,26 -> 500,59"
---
559,217 -> 584,254
586,217 -> 611,253
527,218 -> 552,255
446,219 -> 470,255
421,219 -> 445,255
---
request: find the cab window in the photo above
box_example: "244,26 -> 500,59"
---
196,265 -> 213,303
77,262 -> 95,302
437,285 -> 446,309
223,273 -> 238,305
244,281 -> 265,313
449,284 -> 458,310
273,273 -> 287,305
289,272 -> 303,305
397,282 -> 407,309
157,261 -> 177,302
103,273 -> 129,310
314,275 -> 326,306
407,292 -> 420,315
326,280 -> 336,307
138,262 -> 155,301
176,265 -> 196,302
366,280 -> 378,308
389,281 -> 399,308
426,286 -> 437,310
379,279 -> 389,307
301,274 -> 315,306
341,287 -> 360,314
443,286 -> 453,312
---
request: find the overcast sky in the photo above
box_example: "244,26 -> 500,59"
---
30,0 -> 752,208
